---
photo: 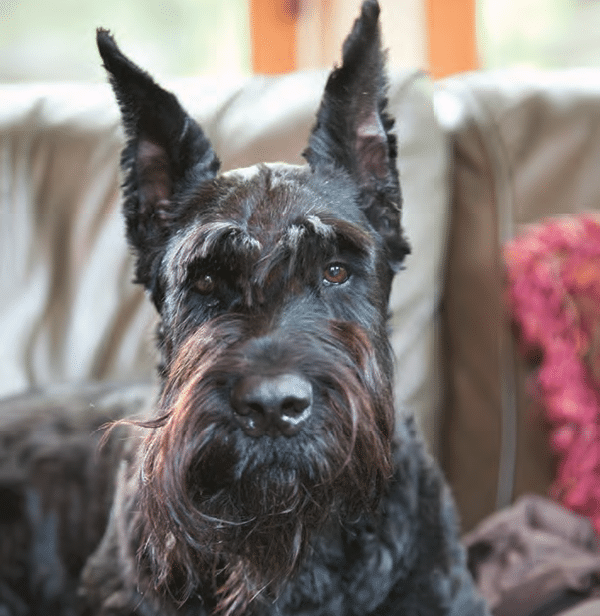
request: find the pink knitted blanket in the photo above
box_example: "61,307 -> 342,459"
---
505,215 -> 600,532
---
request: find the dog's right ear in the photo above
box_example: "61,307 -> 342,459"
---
97,29 -> 220,286
303,0 -> 410,272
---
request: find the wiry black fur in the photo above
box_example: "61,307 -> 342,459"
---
0,2 -> 489,615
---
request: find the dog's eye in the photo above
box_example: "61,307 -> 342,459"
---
323,263 -> 350,285
195,274 -> 216,295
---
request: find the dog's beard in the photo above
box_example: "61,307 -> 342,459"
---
134,318 -> 395,616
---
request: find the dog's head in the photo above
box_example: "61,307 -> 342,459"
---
97,0 -> 408,307
99,1 -> 409,613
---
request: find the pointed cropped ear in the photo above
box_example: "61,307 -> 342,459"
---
303,0 -> 410,270
97,29 -> 220,286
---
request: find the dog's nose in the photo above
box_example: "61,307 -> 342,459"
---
231,373 -> 312,437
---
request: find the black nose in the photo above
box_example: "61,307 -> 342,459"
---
231,373 -> 312,437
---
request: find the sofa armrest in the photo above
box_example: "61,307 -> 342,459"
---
436,68 -> 600,530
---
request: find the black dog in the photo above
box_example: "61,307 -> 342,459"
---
76,2 -> 488,615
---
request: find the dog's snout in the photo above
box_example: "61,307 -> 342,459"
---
231,373 -> 312,437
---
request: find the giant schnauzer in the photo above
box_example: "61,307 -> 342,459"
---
3,1 -> 491,615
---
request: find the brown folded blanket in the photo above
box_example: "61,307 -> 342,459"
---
465,495 -> 600,616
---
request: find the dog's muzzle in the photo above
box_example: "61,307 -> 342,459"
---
231,373 -> 313,437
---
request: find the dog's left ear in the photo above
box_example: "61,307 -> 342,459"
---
303,0 -> 410,270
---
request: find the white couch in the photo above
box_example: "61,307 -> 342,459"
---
2,66 -> 600,532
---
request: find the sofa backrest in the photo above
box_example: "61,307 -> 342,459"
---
0,70 -> 450,455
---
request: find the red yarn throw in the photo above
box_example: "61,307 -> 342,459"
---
505,215 -> 600,532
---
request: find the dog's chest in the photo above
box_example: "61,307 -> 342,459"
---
176,454 -> 417,616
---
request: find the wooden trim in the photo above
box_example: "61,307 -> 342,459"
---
425,0 -> 478,78
250,0 -> 476,78
249,0 -> 298,74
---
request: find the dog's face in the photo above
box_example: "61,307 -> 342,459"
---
98,1 -> 409,612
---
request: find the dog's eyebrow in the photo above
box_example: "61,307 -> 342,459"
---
168,221 -> 262,285
285,215 -> 375,257
282,215 -> 373,252
305,215 -> 336,238
252,214 -> 375,287
325,218 -> 375,254
281,215 -> 334,249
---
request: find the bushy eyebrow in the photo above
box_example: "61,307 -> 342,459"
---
167,221 -> 262,286
281,214 -> 374,253
250,215 -> 374,287
166,213 -> 375,290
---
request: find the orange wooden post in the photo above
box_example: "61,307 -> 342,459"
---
425,0 -> 478,79
249,0 -> 299,74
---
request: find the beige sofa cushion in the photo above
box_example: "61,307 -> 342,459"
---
0,70 -> 449,451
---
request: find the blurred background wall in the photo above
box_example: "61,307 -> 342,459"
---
1,0 -> 600,81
